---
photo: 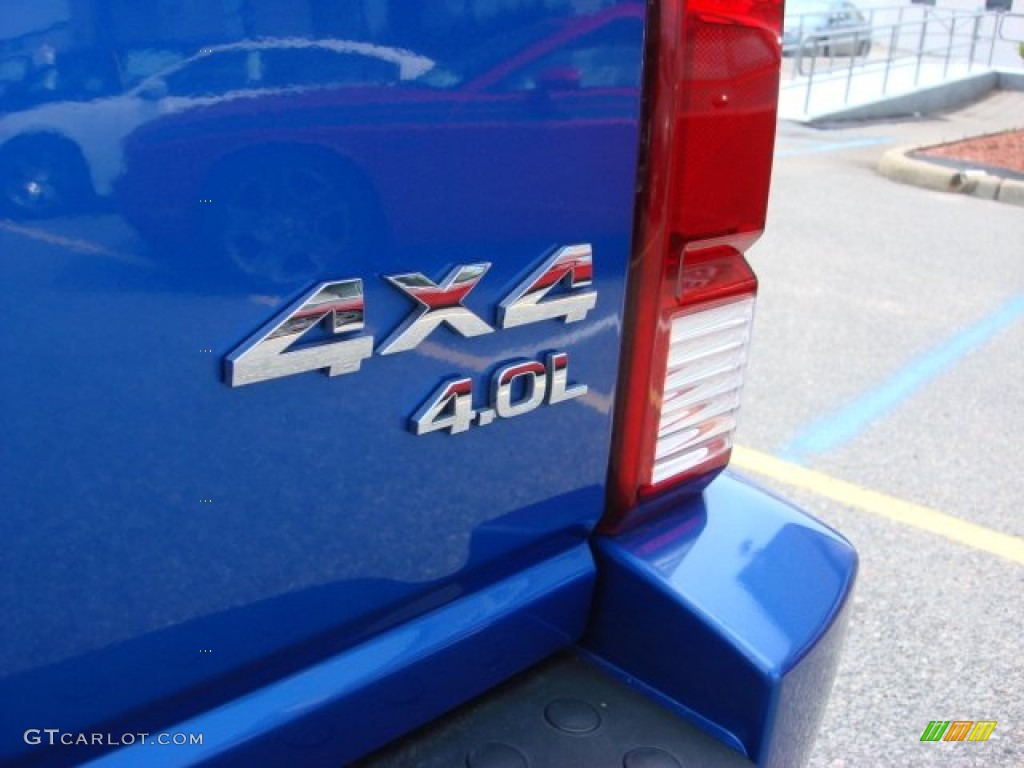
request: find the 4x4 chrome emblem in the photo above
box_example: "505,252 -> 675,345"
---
378,263 -> 494,355
226,244 -> 596,387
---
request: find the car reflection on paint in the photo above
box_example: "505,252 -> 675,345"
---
0,39 -> 434,219
114,7 -> 647,285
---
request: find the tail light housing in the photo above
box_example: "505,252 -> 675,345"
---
604,0 -> 783,531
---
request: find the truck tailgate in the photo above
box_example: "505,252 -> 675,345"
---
0,3 -> 645,765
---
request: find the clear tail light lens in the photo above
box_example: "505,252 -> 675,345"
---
653,294 -> 754,486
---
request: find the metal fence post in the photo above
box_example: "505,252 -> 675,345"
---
943,11 -> 956,79
844,30 -> 861,105
914,13 -> 928,87
967,13 -> 980,72
988,12 -> 999,67
803,41 -> 818,116
882,10 -> 902,95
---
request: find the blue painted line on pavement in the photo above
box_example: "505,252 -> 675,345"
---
780,293 -> 1024,463
775,136 -> 892,158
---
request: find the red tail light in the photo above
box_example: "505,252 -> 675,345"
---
604,0 -> 783,531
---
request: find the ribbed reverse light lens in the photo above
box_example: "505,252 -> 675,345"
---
652,297 -> 753,486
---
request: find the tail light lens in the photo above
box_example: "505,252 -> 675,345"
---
604,0 -> 782,531
653,283 -> 754,486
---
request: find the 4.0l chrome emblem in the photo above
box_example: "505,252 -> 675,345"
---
226,244 -> 596,387
412,352 -> 587,435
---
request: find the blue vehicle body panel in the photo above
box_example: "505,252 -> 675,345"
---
64,473 -> 854,768
80,545 -> 595,768
0,1 -> 645,763
0,2 -> 857,766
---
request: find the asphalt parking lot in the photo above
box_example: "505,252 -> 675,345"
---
738,91 -> 1024,767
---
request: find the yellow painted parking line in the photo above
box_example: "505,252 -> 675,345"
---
732,446 -> 1024,566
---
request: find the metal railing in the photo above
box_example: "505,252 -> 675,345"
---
781,5 -> 1020,117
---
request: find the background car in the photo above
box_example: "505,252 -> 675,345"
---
783,0 -> 873,58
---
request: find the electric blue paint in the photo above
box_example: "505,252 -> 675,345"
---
774,136 -> 891,158
584,471 -> 858,768
83,545 -> 595,768
781,293 -> 1024,462
0,2 -> 644,764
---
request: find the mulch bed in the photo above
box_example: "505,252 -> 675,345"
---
917,129 -> 1024,175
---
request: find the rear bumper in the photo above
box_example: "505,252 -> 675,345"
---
362,471 -> 856,768
84,472 -> 854,768
585,470 -> 857,767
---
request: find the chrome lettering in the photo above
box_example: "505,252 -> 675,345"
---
411,352 -> 586,436
498,244 -> 597,328
492,360 -> 547,418
378,263 -> 493,355
226,280 -> 373,386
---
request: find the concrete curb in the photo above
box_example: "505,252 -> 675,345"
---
789,69 -> 1024,125
878,145 -> 1024,207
